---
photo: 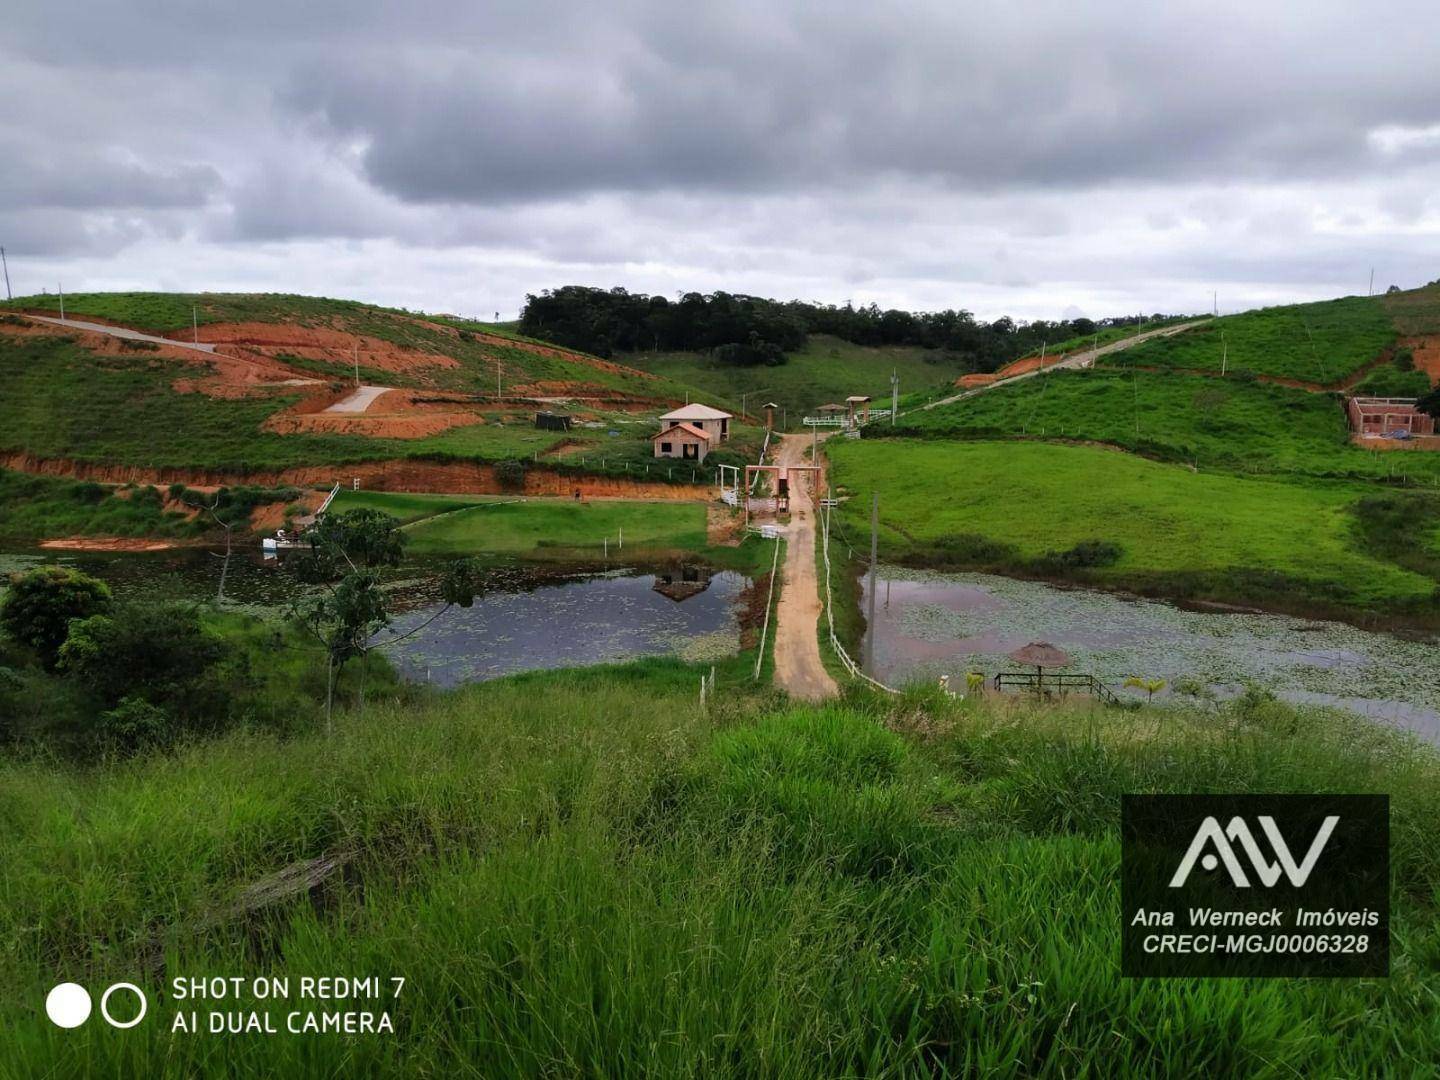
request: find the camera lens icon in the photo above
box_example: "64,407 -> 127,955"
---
46,982 -> 147,1029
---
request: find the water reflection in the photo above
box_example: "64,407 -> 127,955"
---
863,567 -> 1440,742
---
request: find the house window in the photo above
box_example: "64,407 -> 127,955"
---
684,444 -> 698,459
660,442 -> 673,454
668,420 -> 680,428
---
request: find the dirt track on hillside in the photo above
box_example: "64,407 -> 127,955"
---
770,434 -> 839,702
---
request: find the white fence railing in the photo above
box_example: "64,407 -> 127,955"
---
819,497 -> 900,695
802,409 -> 891,429
753,536 -> 783,680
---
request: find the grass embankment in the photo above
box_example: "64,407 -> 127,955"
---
623,334 -> 965,429
4,669 -> 1439,1075
0,470 -> 199,542
826,439 -> 1440,622
1106,295 -> 1395,383
893,367 -> 1440,484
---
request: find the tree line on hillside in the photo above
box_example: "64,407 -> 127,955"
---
519,285 -> 1183,372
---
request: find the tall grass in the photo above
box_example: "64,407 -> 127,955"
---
4,667 -> 1438,1076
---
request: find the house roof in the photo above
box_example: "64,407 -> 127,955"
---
659,403 -> 732,421
652,422 -> 708,441
845,395 -> 872,403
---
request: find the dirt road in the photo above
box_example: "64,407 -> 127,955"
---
912,319 -> 1211,415
325,385 -> 393,413
770,433 -> 839,702
20,313 -> 220,354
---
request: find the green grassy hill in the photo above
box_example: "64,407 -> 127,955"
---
1105,294 -> 1397,383
0,293 -> 766,483
621,334 -> 969,426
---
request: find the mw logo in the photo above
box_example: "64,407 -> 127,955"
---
1169,815 -> 1340,888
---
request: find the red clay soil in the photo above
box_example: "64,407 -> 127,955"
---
956,373 -> 999,388
1402,335 -> 1440,386
262,389 -> 486,439
1,318 -> 321,398
0,452 -> 713,501
194,322 -> 460,378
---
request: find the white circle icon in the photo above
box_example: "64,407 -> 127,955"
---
100,983 -> 147,1029
46,983 -> 92,1028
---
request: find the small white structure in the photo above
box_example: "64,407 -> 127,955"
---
658,403 -> 732,442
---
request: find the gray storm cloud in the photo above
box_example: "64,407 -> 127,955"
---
1,0 -> 1437,317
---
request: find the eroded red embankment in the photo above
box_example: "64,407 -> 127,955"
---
0,453 -> 711,501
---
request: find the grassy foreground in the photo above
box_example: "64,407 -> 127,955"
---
826,438 -> 1440,620
3,661 -> 1439,1075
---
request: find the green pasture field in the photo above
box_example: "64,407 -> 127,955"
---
622,334 -> 966,429
4,658 -> 1439,1076
402,497 -> 711,558
325,490 -> 491,525
1106,295 -> 1395,383
1008,318 -> 1189,364
825,438 -> 1440,619
892,367 -> 1440,484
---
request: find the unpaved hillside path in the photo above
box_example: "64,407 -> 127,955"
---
771,433 -> 839,702
22,313 -> 220,354
325,385 -> 393,413
911,319 -> 1211,415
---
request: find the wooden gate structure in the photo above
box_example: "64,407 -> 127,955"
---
742,463 -> 821,526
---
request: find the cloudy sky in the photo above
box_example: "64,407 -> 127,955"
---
3,1 -> 1438,322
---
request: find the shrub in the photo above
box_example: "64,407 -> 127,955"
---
932,532 -> 1019,564
0,566 -> 113,669
495,458 -> 527,491
58,604 -> 231,725
97,696 -> 171,754
1041,539 -> 1123,569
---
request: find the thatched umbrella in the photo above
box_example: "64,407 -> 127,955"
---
1007,642 -> 1071,694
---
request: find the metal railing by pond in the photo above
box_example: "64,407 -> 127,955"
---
993,671 -> 1122,705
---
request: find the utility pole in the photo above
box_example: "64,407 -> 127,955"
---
353,343 -> 361,387
58,282 -> 64,320
865,493 -> 879,676
192,305 -> 199,343
1368,268 -> 1375,297
0,246 -> 10,301
1221,329 -> 1228,376
890,369 -> 899,425
1213,290 -> 1217,317
496,359 -> 502,400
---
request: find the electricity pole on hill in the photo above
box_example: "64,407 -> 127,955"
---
0,247 -> 10,301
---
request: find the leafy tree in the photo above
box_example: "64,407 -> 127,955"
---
1417,386 -> 1440,420
58,603 -> 229,717
0,566 -> 112,669
290,511 -> 480,729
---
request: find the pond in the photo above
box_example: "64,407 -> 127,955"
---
0,546 -> 750,686
862,567 -> 1440,742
